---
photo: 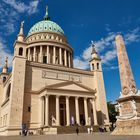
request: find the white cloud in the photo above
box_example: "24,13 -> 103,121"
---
4,23 -> 15,35
0,0 -> 40,36
82,46 -> 92,60
27,1 -> 39,15
73,57 -> 89,70
124,27 -> 140,44
110,66 -> 118,70
105,24 -> 111,32
0,0 -> 39,70
101,49 -> 117,64
73,27 -> 140,70
2,0 -> 39,15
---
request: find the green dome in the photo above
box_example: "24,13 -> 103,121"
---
28,20 -> 64,36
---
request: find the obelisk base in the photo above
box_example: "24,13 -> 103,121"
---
112,94 -> 140,135
112,119 -> 140,135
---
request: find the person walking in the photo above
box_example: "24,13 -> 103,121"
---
76,126 -> 79,135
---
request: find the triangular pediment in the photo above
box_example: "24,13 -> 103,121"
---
46,81 -> 95,93
55,83 -> 89,92
30,81 -> 96,94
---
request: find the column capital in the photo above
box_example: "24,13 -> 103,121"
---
45,94 -> 50,97
40,96 -> 44,99
92,97 -> 96,101
75,96 -> 79,100
84,97 -> 88,100
56,95 -> 60,98
66,96 -> 70,99
90,97 -> 96,102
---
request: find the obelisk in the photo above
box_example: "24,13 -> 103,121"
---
112,35 -> 140,135
116,35 -> 137,96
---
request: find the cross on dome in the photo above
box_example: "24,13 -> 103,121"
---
44,5 -> 50,20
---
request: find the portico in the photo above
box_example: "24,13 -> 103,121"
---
38,81 -> 98,128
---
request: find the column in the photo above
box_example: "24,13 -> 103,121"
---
59,48 -> 62,65
64,50 -> 67,66
68,52 -> 71,67
92,98 -> 98,125
56,95 -> 60,126
66,96 -> 70,126
53,46 -> 56,64
33,47 -> 36,61
40,46 -> 43,62
47,46 -> 49,63
45,95 -> 49,126
84,97 -> 88,126
71,53 -> 73,67
40,97 -> 45,126
75,97 -> 80,124
28,48 -> 30,60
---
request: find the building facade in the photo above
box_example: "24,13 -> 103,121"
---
0,7 -> 109,135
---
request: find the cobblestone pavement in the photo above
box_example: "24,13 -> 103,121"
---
0,133 -> 140,140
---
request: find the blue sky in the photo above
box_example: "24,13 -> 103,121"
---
0,0 -> 140,102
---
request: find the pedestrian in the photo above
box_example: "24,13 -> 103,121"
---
76,126 -> 79,135
87,128 -> 90,134
90,127 -> 93,134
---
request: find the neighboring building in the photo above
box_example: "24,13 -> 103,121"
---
0,6 -> 109,135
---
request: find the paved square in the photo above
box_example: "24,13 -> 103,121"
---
0,133 -> 140,140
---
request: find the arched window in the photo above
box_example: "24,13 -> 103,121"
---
92,64 -> 94,70
19,47 -> 23,56
3,77 -> 6,83
97,63 -> 99,70
6,84 -> 11,99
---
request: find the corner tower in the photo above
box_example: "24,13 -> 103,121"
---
0,57 -> 9,83
90,43 -> 109,126
6,21 -> 27,135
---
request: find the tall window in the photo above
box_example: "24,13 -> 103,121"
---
43,56 -> 47,63
97,63 -> 99,70
62,59 -> 65,65
92,64 -> 94,70
6,84 -> 11,99
19,47 -> 23,56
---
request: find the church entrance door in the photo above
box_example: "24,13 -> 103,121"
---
60,103 -> 66,126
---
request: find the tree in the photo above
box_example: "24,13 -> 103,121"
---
107,101 -> 118,124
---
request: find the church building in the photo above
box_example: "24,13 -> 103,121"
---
0,6 -> 109,135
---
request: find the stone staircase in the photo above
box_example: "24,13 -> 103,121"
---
57,126 -> 99,134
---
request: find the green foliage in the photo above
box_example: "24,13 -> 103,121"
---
107,101 -> 118,123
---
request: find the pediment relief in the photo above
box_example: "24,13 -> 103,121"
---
38,81 -> 96,94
